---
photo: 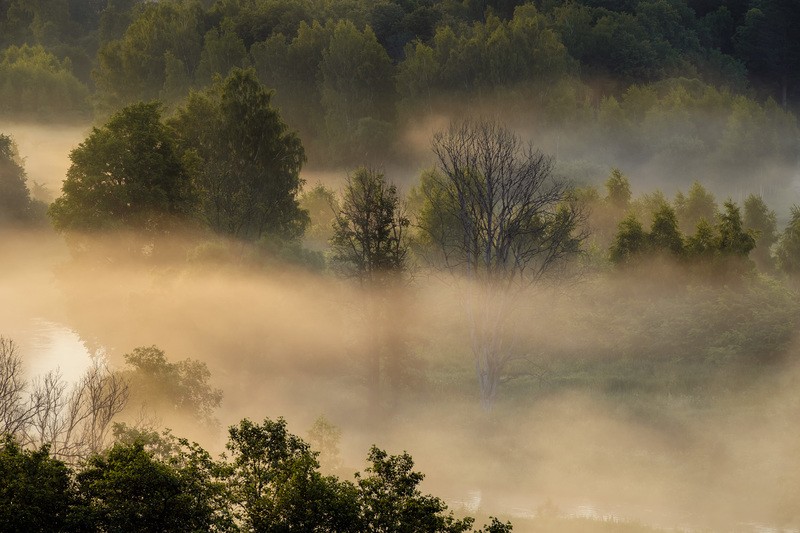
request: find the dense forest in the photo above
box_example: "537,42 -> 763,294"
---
2,0 -> 800,531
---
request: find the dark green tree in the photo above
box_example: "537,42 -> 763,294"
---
648,203 -> 684,257
331,167 -> 409,284
48,102 -> 196,234
170,68 -> 308,241
75,440 -> 229,532
604,168 -> 632,211
609,213 -> 647,265
93,0 -> 205,110
330,167 -> 411,409
685,217 -> 718,258
355,446 -> 474,533
674,181 -> 717,234
299,183 -> 338,251
775,205 -> 800,275
734,0 -> 800,107
320,20 -> 394,161
225,417 -> 361,532
0,133 -> 42,226
0,44 -> 90,118
0,437 -> 75,533
717,200 -> 755,256
743,193 -> 777,270
195,19 -> 249,85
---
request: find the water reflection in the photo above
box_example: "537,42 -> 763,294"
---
21,318 -> 96,382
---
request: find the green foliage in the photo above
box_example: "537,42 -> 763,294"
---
743,193 -> 777,270
195,18 -> 249,85
0,437 -> 75,532
331,167 -> 409,284
410,167 -> 464,258
249,19 -> 332,150
775,206 -> 800,276
609,213 -> 647,265
397,5 -> 576,103
685,217 -> 717,259
320,20 -> 394,161
299,183 -> 338,250
123,345 -> 223,427
716,200 -> 755,257
226,417 -> 361,532
0,133 -> 44,226
308,415 -> 343,473
75,440 -> 228,532
48,102 -> 197,234
0,44 -> 89,118
647,203 -> 684,256
674,181 -> 717,234
733,0 -> 800,106
170,68 -> 307,241
604,168 -> 631,211
356,445 -> 475,533
93,0 -> 205,110
608,179 -> 755,276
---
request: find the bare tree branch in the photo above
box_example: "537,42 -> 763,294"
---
422,119 -> 586,410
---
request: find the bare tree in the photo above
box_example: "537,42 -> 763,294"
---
0,336 -> 129,461
0,337 -> 34,438
28,370 -> 69,450
58,360 -> 129,460
422,119 -> 585,410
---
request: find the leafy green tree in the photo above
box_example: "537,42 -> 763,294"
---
743,193 -> 777,270
331,167 -> 409,284
734,0 -> 800,107
48,102 -> 196,234
75,440 -> 229,532
122,346 -> 223,428
648,203 -> 684,256
717,200 -> 755,256
195,18 -> 249,85
609,213 -> 647,265
674,181 -> 717,234
93,0 -> 205,110
320,20 -> 394,160
0,437 -> 75,533
250,20 -> 332,148
685,217 -> 718,258
0,133 -> 44,226
355,446 -> 474,533
299,183 -> 338,251
330,167 -> 411,409
775,206 -> 800,275
307,415 -> 342,473
170,68 -> 307,241
159,50 -> 192,106
604,168 -> 632,211
225,417 -> 361,532
0,44 -> 90,118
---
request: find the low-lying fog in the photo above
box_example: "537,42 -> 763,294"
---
4,227 -> 800,533
3,122 -> 800,533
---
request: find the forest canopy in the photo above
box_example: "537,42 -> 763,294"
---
0,0 -> 796,188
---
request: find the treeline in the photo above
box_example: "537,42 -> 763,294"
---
0,336 -> 510,532
579,168 -> 800,278
0,0 -> 797,180
0,420 -> 511,532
